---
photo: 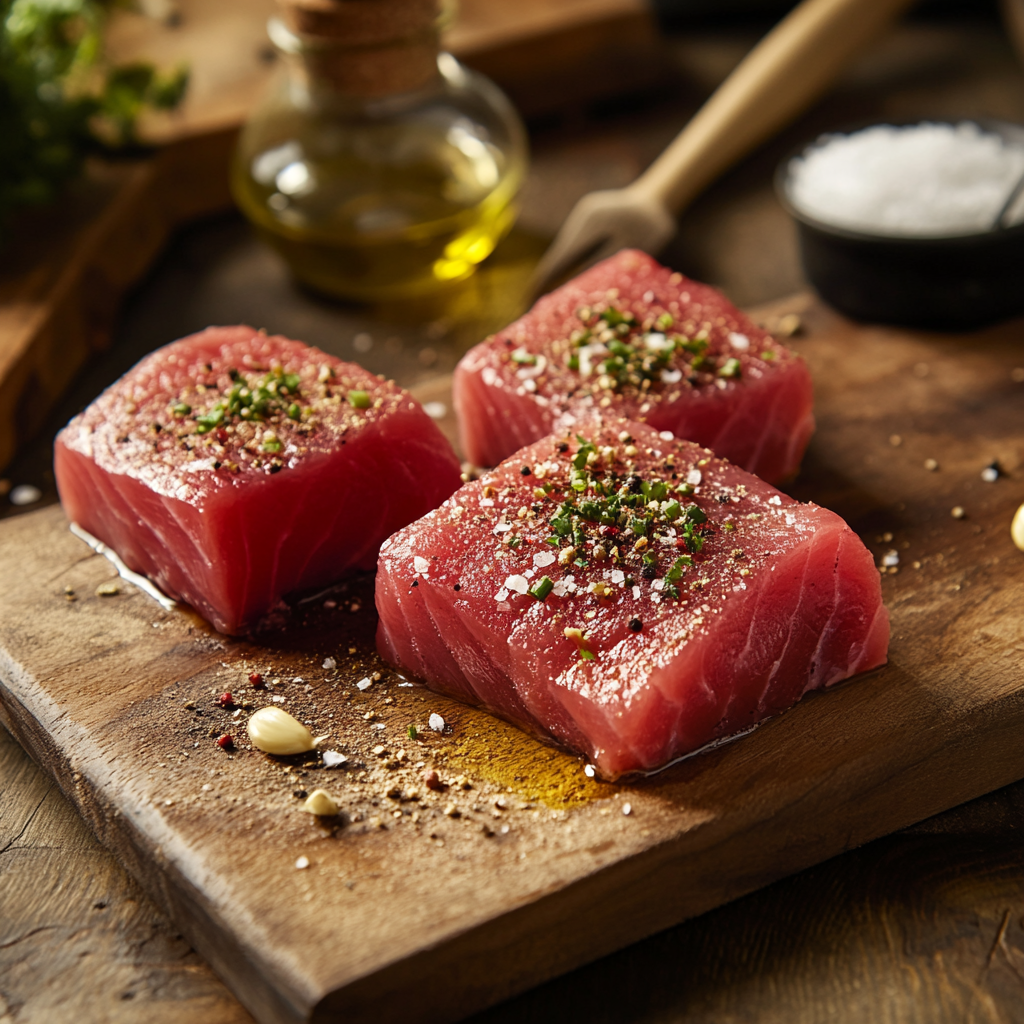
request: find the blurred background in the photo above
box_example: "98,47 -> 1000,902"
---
2,0 -> 1021,516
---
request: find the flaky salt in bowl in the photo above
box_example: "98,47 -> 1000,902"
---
777,120 -> 1024,330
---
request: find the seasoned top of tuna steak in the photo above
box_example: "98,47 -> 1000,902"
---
59,325 -> 420,506
383,418 -> 828,684
463,249 -> 798,423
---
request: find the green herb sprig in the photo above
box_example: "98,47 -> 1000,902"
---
0,0 -> 188,242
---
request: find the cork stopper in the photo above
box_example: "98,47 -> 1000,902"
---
277,0 -> 444,96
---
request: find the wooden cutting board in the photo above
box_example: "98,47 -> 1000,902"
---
2,295 -> 1024,1024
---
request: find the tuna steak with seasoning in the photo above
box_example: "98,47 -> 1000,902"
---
375,419 -> 887,779
55,325 -> 462,635
454,249 -> 814,483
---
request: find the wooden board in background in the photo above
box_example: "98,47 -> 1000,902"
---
3,297 -> 1024,1023
0,0 -> 667,476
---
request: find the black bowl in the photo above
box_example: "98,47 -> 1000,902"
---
776,120 -> 1024,331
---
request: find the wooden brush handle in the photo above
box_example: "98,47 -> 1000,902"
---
634,0 -> 918,212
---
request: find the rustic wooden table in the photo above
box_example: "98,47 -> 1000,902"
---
4,12 -> 1024,1023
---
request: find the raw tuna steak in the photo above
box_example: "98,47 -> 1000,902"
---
376,418 -> 887,779
55,325 -> 461,635
454,249 -> 814,483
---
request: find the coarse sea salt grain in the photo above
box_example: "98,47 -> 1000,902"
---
429,713 -> 445,732
788,122 -> 1024,237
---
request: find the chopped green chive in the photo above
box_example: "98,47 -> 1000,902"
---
528,576 -> 554,601
676,337 -> 707,355
718,357 -> 742,379
657,312 -> 674,330
287,403 -> 301,420
262,437 -> 282,453
579,649 -> 596,661
172,402 -> 191,417
408,725 -> 418,739
195,405 -> 225,433
347,390 -> 371,409
511,349 -> 537,365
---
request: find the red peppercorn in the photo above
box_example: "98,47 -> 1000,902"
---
216,734 -> 234,750
249,673 -> 265,689
217,691 -> 233,707
422,769 -> 444,791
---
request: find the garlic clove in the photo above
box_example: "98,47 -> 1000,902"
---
301,789 -> 339,816
1012,503 -> 1024,552
247,706 -> 315,755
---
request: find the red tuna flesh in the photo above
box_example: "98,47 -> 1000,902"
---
453,249 -> 814,484
376,418 -> 887,779
55,325 -> 462,635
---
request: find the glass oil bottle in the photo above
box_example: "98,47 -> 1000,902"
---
232,0 -> 528,303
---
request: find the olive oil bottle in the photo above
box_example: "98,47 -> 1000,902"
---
232,0 -> 528,303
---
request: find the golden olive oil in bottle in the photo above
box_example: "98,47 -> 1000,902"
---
232,2 -> 527,303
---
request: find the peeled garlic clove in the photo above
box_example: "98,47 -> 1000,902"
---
1013,503 -> 1024,552
247,707 -> 315,755
301,789 -> 339,816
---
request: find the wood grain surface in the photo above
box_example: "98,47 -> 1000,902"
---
0,725 -> 253,1023
3,292 -> 1024,1023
